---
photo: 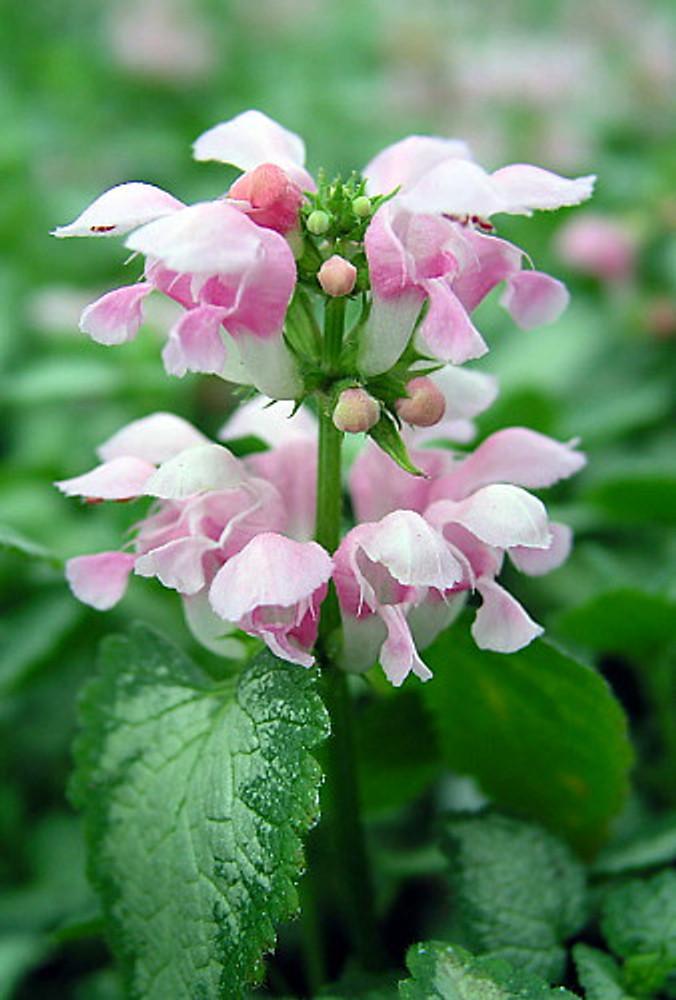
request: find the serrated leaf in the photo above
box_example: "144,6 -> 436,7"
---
601,871 -> 676,996
572,944 -> 632,1000
442,813 -> 587,983
71,624 -> 329,999
421,623 -> 633,853
399,941 -> 578,999
368,412 -> 424,476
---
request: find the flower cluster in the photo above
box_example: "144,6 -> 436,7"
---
54,110 -> 593,685
57,387 -> 584,686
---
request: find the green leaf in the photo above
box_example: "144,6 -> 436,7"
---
586,472 -> 676,525
71,624 -> 329,999
601,871 -> 676,996
0,934 -> 50,1000
355,691 -> 443,815
556,589 -> 676,658
572,944 -> 633,1000
421,623 -> 633,853
593,811 -> 676,876
0,591 -> 82,695
442,813 -> 587,983
368,412 -> 423,476
0,522 -> 58,562
399,941 -> 578,999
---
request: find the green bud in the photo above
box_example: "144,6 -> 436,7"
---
352,195 -> 372,219
306,210 -> 331,235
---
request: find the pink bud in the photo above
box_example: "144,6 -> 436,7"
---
333,388 -> 380,434
396,377 -> 446,427
318,255 -> 357,297
229,163 -> 303,234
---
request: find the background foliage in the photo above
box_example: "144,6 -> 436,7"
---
0,0 -> 674,996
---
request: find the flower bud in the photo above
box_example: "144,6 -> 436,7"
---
395,377 -> 446,427
318,255 -> 357,297
333,388 -> 380,434
307,210 -> 331,235
352,195 -> 372,218
228,163 -> 303,234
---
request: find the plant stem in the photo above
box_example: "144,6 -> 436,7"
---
309,299 -> 382,975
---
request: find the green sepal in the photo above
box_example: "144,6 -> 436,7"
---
368,410 -> 424,476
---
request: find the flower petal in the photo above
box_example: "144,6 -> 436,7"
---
65,551 -> 135,610
248,440 -> 317,542
182,592 -> 246,659
134,536 -> 217,594
219,396 -> 317,447
509,521 -> 573,576
472,577 -> 543,652
162,306 -> 228,376
349,440 -> 449,522
379,605 -> 432,686
417,279 -> 488,364
490,164 -> 595,214
363,134 -> 472,196
97,412 -> 208,464
425,484 -> 551,550
209,533 -> 333,622
235,332 -> 303,400
79,283 -> 153,345
144,444 -> 249,499
56,457 -> 155,500
358,290 -> 423,377
436,427 -> 586,498
52,182 -> 183,238
359,510 -> 465,590
451,229 -> 523,312
430,365 -> 499,421
500,270 -> 570,329
192,109 -> 314,189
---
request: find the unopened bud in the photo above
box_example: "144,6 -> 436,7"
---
307,210 -> 331,235
318,255 -> 357,297
352,195 -> 372,218
333,388 -> 380,434
395,377 -> 446,427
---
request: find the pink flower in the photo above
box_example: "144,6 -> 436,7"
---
209,533 -> 333,667
359,136 -> 593,374
334,510 -> 465,685
556,214 -> 636,283
192,109 -> 315,190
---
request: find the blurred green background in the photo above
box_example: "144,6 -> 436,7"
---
0,1 -> 674,995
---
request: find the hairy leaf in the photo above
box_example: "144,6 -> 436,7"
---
601,870 -> 676,996
71,624 -> 329,999
442,813 -> 587,983
421,623 -> 632,853
572,944 -> 632,1000
399,941 -> 578,999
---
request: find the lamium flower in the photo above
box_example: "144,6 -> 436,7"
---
54,110 -> 593,686
53,109 -> 593,408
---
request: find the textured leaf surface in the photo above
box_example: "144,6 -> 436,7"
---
601,870 -> 676,995
442,814 -> 587,983
572,945 -> 631,1000
399,941 -> 578,999
421,624 -> 632,853
71,624 -> 329,999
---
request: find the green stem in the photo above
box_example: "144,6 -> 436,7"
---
323,297 -> 346,375
309,300 -> 382,975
